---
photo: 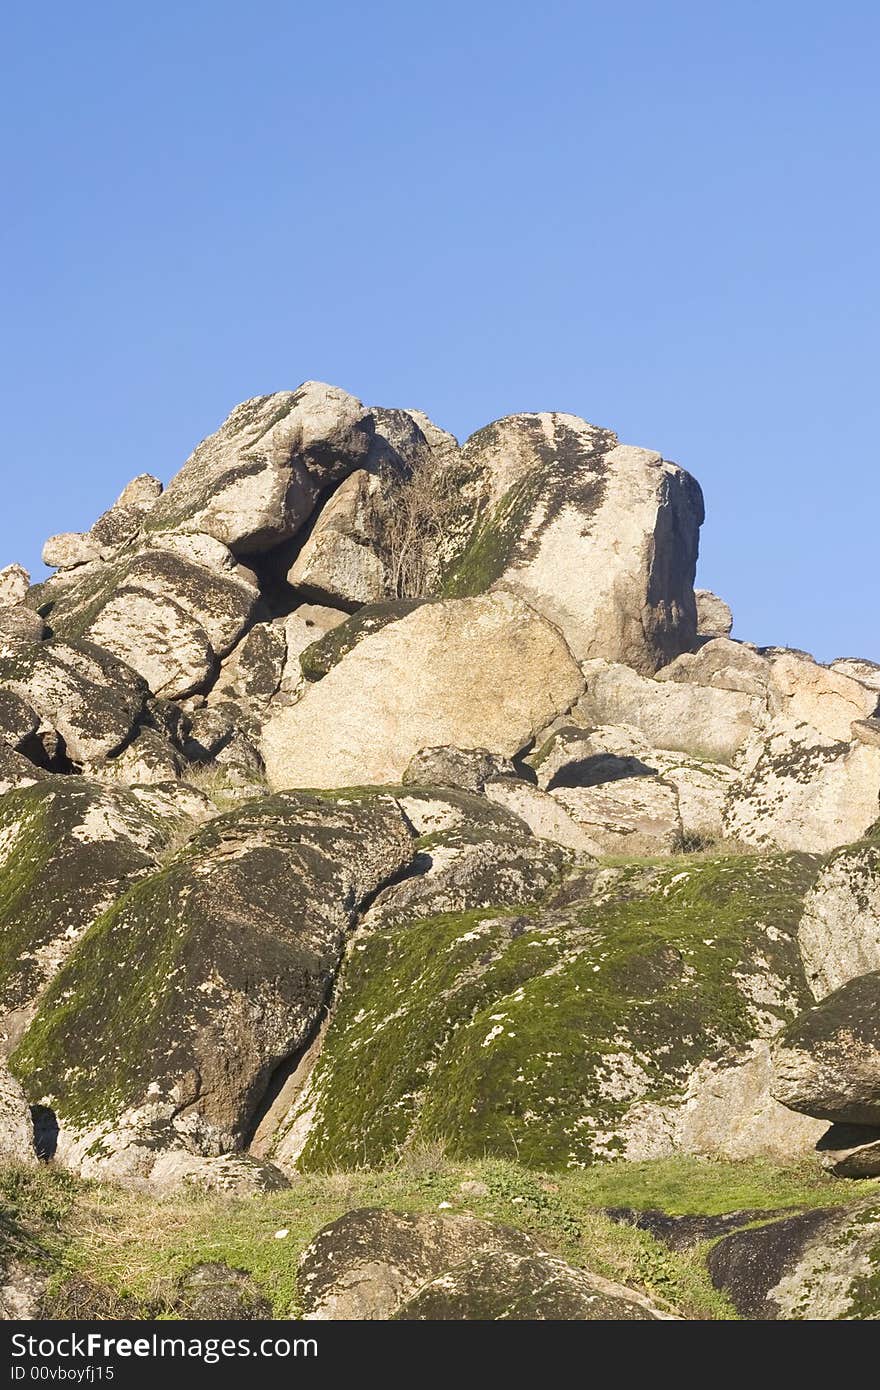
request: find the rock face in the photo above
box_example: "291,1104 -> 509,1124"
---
261,592 -> 585,789
796,837 -> 880,998
147,383 -> 374,553
707,1200 -> 880,1319
0,780 -> 182,1051
442,413 -> 704,674
770,972 -> 880,1125
725,723 -> 880,854
695,588 -> 733,638
0,640 -> 148,764
0,1060 -> 36,1164
0,565 -> 30,608
10,791 -> 413,1172
269,853 -> 818,1172
298,1209 -> 667,1320
4,379 -> 880,1318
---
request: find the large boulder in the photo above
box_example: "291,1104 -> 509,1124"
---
440,413 -> 704,674
0,606 -> 45,656
362,787 -> 571,926
695,589 -> 733,638
577,657 -> 762,763
261,592 -> 585,789
0,565 -> 30,608
0,780 -> 178,1050
286,407 -> 444,607
829,658 -> 880,694
796,837 -> 880,998
37,538 -> 260,701
706,1199 -> 880,1319
297,1209 -> 667,1320
10,791 -> 413,1173
0,640 -> 148,765
145,383 -> 374,553
267,853 -> 818,1172
767,652 -> 878,742
771,971 -> 880,1125
724,722 -> 880,853
402,746 -> 519,794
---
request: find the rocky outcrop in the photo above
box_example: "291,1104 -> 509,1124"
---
402,746 -> 519,794
146,383 -> 374,553
0,565 -> 30,608
268,853 -> 818,1172
707,1199 -> 880,1319
0,640 -> 148,765
695,588 -> 733,638
796,837 -> 880,998
261,592 -> 585,789
770,971 -> 880,1125
724,723 -> 880,854
298,1209 -> 668,1320
442,413 -> 704,674
10,791 -> 413,1175
0,779 -> 190,1050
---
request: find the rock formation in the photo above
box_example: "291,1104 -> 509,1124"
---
1,380 -> 879,1319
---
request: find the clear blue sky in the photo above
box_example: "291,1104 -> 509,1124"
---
2,2 -> 877,662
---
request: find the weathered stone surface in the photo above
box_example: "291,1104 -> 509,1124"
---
0,1059 -> 36,1164
797,838 -> 880,998
271,853 -> 817,1171
402,746 -> 519,794
707,1200 -> 880,1319
724,722 -> 880,853
816,1123 -> 880,1178
11,792 -> 413,1162
828,657 -> 880,694
0,743 -> 46,796
95,726 -> 187,786
0,780 -> 170,1050
550,778 -> 682,856
397,1249 -> 670,1320
672,1041 -> 826,1161
298,1208 -> 668,1320
0,690 -> 40,751
0,606 -> 45,655
146,383 -> 374,553
295,599 -> 425,684
80,545 -> 260,699
0,640 -> 148,764
695,588 -> 733,638
441,413 -> 704,674
261,593 -> 585,790
578,658 -> 762,763
365,797 -> 571,926
0,564 -> 31,607
654,637 -> 770,696
277,604 -> 349,693
288,470 -> 390,606
41,533 -> 101,569
768,652 -> 877,742
852,717 -> 880,748
211,621 -> 287,708
771,971 -> 880,1125
483,778 -> 605,858
89,473 -> 163,550
527,722 -> 737,845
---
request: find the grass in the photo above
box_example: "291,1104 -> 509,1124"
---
2,1153 -> 875,1322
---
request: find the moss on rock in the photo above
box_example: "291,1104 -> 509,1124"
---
287,853 -> 820,1171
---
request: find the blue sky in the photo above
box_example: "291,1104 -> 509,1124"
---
2,2 -> 877,661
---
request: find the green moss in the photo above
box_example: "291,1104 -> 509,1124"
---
293,853 -> 820,1170
0,782 -> 155,1014
298,600 -> 425,681
439,474 -> 542,598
